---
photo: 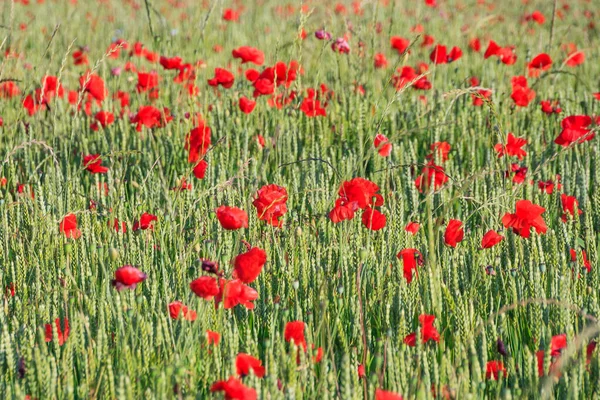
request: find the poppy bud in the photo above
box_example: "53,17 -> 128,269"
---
359,248 -> 369,261
65,243 -> 73,254
109,247 -> 119,261
539,263 -> 546,273
496,338 -> 508,356
292,281 -> 299,290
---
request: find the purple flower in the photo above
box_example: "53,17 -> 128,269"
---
315,30 -> 332,41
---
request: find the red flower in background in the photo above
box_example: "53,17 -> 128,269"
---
375,389 -> 404,400
570,249 -> 591,273
415,162 -> 449,192
284,321 -> 307,350
396,249 -> 423,284
511,76 -> 535,107
232,46 -> 264,65
528,53 -> 552,77
133,212 -> 157,231
236,353 -> 266,378
481,230 -> 503,249
486,361 -> 507,380
361,207 -> 387,231
190,276 -> 220,300
374,53 -> 388,68
554,115 -> 593,147
560,193 -> 582,221
60,214 -> 81,239
429,45 -> 462,64
484,40 -> 517,65
210,377 -> 257,400
390,36 -> 410,54
193,159 -> 208,179
541,100 -> 562,115
233,247 -> 267,283
91,110 -> 115,130
222,8 -> 240,22
131,105 -> 172,131
252,184 -> 288,227
208,68 -> 235,89
405,222 -> 420,235
444,219 -> 464,247
216,206 -> 248,230
45,318 -> 70,346
502,200 -> 547,238
300,88 -> 327,117
168,301 -> 197,321
374,134 -> 392,156
494,133 -> 527,159
219,279 -> 258,310
79,72 -> 106,102
186,122 -> 212,163
239,96 -> 256,114
404,314 -> 440,346
82,154 -> 108,174
159,56 -> 183,70
112,265 -> 147,290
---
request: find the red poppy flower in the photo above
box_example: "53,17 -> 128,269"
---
565,50 -> 584,67
233,247 -> 266,283
444,219 -> 464,247
405,222 -> 420,235
427,142 -> 451,162
358,364 -> 366,378
72,49 -> 88,65
185,122 -> 212,163
390,36 -> 409,55
392,66 -> 431,91
216,206 -> 248,230
208,68 -> 235,89
159,56 -> 183,70
252,184 -> 288,227
60,214 -> 82,239
414,162 -> 449,192
404,314 -> 440,346
90,110 -> 115,131
396,249 -> 423,284
374,53 -> 388,69
373,134 -> 392,156
494,133 -> 527,159
190,276 -> 220,300
136,72 -> 159,93
110,218 -> 126,233
329,198 -> 358,223
337,177 -> 383,210
168,301 -> 197,321
528,53 -> 552,77
300,88 -> 327,117
429,45 -> 462,64
502,200 -> 547,238
207,330 -> 220,346
41,75 -> 64,100
469,37 -> 481,52
554,115 -> 593,147
526,10 -> 545,24
560,193 -> 582,221
510,76 -> 535,107
481,230 -> 504,249
540,100 -> 562,114
362,208 -> 387,231
210,377 -> 257,400
193,160 -> 208,179
375,389 -> 404,400
79,72 -> 106,102
133,212 -> 157,231
232,46 -> 264,65
239,96 -> 256,114
236,353 -> 265,378
82,154 -> 108,174
45,318 -> 70,346
471,89 -> 492,106
485,361 -> 507,380
284,321 -> 307,350
131,105 -> 172,131
112,265 -> 147,290
484,40 -> 517,65
551,334 -> 567,357
570,249 -> 591,273
222,8 -> 240,22
219,279 -> 258,310
0,81 -> 20,98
